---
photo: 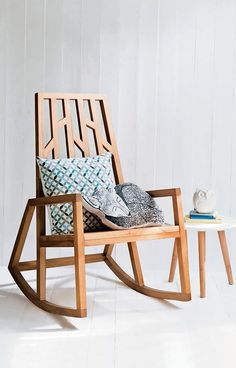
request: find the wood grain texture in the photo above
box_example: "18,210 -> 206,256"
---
168,239 -> 178,282
73,200 -> 87,317
128,242 -> 144,286
198,231 -> 206,298
218,231 -> 234,285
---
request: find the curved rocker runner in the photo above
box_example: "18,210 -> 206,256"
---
8,93 -> 191,318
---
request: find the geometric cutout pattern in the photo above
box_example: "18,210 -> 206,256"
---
37,152 -> 114,233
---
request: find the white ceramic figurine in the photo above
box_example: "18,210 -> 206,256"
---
193,189 -> 216,213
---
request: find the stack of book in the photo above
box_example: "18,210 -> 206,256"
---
185,210 -> 222,224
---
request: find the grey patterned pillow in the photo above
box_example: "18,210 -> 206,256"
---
37,152 -> 114,234
82,182 -> 165,229
82,187 -> 130,222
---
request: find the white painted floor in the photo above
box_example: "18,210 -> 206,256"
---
0,264 -> 236,368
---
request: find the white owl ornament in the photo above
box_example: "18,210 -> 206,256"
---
193,189 -> 216,213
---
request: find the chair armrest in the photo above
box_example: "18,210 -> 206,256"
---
28,193 -> 82,207
29,194 -> 84,238
147,187 -> 184,228
146,188 -> 181,198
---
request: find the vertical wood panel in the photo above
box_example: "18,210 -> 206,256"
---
3,0 -> 27,264
80,0 -> 101,91
21,0 -> 47,262
136,0 -> 159,188
99,0 -> 120,137
0,0 -> 7,263
211,0 -> 235,214
117,0 -> 139,182
172,0 -> 197,211
191,0 -> 217,189
155,0 -> 177,188
61,0 -> 82,91
24,0 -> 45,198
230,0 -> 236,218
44,0 -> 64,91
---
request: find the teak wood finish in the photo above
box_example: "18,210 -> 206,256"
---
9,93 -> 191,318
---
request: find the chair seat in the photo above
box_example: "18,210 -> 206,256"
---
40,224 -> 180,247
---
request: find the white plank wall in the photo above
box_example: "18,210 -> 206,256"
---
0,0 -> 236,271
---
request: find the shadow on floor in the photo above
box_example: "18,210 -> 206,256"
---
0,269 -> 180,333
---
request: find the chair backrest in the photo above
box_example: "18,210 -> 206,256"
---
35,93 -> 124,197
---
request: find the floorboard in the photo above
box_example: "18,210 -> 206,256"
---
0,265 -> 236,368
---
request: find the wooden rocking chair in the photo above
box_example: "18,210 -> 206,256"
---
8,93 -> 191,318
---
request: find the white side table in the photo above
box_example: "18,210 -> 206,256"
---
168,217 -> 236,298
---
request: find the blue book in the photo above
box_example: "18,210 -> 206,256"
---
189,210 -> 217,220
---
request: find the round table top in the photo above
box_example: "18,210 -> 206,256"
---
185,216 -> 236,231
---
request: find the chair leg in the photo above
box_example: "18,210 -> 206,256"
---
176,235 -> 191,295
37,247 -> 46,300
74,245 -> 86,317
73,202 -> 87,317
36,206 -> 46,300
218,230 -> 234,285
172,194 -> 191,297
128,242 -> 144,286
168,239 -> 178,282
198,231 -> 206,298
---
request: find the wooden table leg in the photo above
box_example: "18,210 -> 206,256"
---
168,239 -> 178,282
198,231 -> 206,298
218,230 -> 234,285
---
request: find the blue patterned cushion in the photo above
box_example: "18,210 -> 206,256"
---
37,152 -> 114,234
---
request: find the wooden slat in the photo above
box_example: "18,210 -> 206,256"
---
102,141 -> 113,152
85,253 -> 106,264
18,254 -> 106,271
86,120 -> 96,129
147,188 -> 181,197
39,226 -> 180,247
40,234 -> 74,243
89,99 -> 104,154
29,193 -> 81,206
74,136 -> 86,153
44,139 -> 54,157
49,98 -> 59,158
128,242 -> 144,286
84,226 -> 180,246
63,99 -> 75,157
76,98 -> 90,156
58,117 -> 67,127
40,241 -> 73,248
